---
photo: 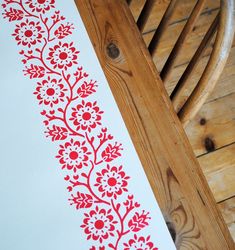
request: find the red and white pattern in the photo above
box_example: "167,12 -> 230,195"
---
47,42 -> 79,70
123,234 -> 158,250
1,0 -> 159,249
13,19 -> 44,47
34,76 -> 67,107
26,0 -> 55,14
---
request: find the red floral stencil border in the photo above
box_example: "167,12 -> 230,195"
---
1,1 -> 159,249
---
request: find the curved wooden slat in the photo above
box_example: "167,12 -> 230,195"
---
171,14 -> 219,113
137,0 -> 156,33
160,0 -> 206,83
179,0 -> 235,127
148,0 -> 179,56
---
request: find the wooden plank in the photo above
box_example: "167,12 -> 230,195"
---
75,0 -> 234,249
185,92 -> 235,156
206,43 -> 235,102
198,143 -> 235,202
218,197 -> 235,242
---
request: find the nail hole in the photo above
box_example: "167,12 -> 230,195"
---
106,43 -> 120,59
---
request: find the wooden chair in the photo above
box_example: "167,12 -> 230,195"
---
128,0 -> 235,127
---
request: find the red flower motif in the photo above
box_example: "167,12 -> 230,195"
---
47,42 -> 79,70
56,139 -> 91,172
25,0 -> 55,14
123,234 -> 158,250
34,77 -> 67,107
81,206 -> 117,243
3,8 -> 24,22
70,101 -> 103,132
95,165 -> 129,199
12,19 -> 44,47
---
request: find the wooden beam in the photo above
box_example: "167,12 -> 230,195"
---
74,0 -> 234,248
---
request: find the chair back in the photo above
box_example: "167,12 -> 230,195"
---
128,0 -> 235,127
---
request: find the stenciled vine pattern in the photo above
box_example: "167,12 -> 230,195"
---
1,1 -> 158,249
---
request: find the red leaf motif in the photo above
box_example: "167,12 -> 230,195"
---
51,10 -> 65,22
69,192 -> 93,209
23,64 -> 45,79
128,211 -> 151,232
3,8 -> 24,22
90,247 -> 105,250
101,142 -> 123,162
45,125 -> 68,141
77,80 -> 97,98
54,23 -> 74,39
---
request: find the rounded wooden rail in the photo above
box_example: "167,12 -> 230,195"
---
178,0 -> 235,126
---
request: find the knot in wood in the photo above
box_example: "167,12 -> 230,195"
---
200,118 -> 206,125
106,43 -> 120,59
204,137 -> 215,152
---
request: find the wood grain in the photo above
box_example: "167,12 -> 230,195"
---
75,0 -> 234,248
128,0 -> 145,21
199,143 -> 235,202
206,43 -> 235,102
185,92 -> 235,156
218,197 -> 235,242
